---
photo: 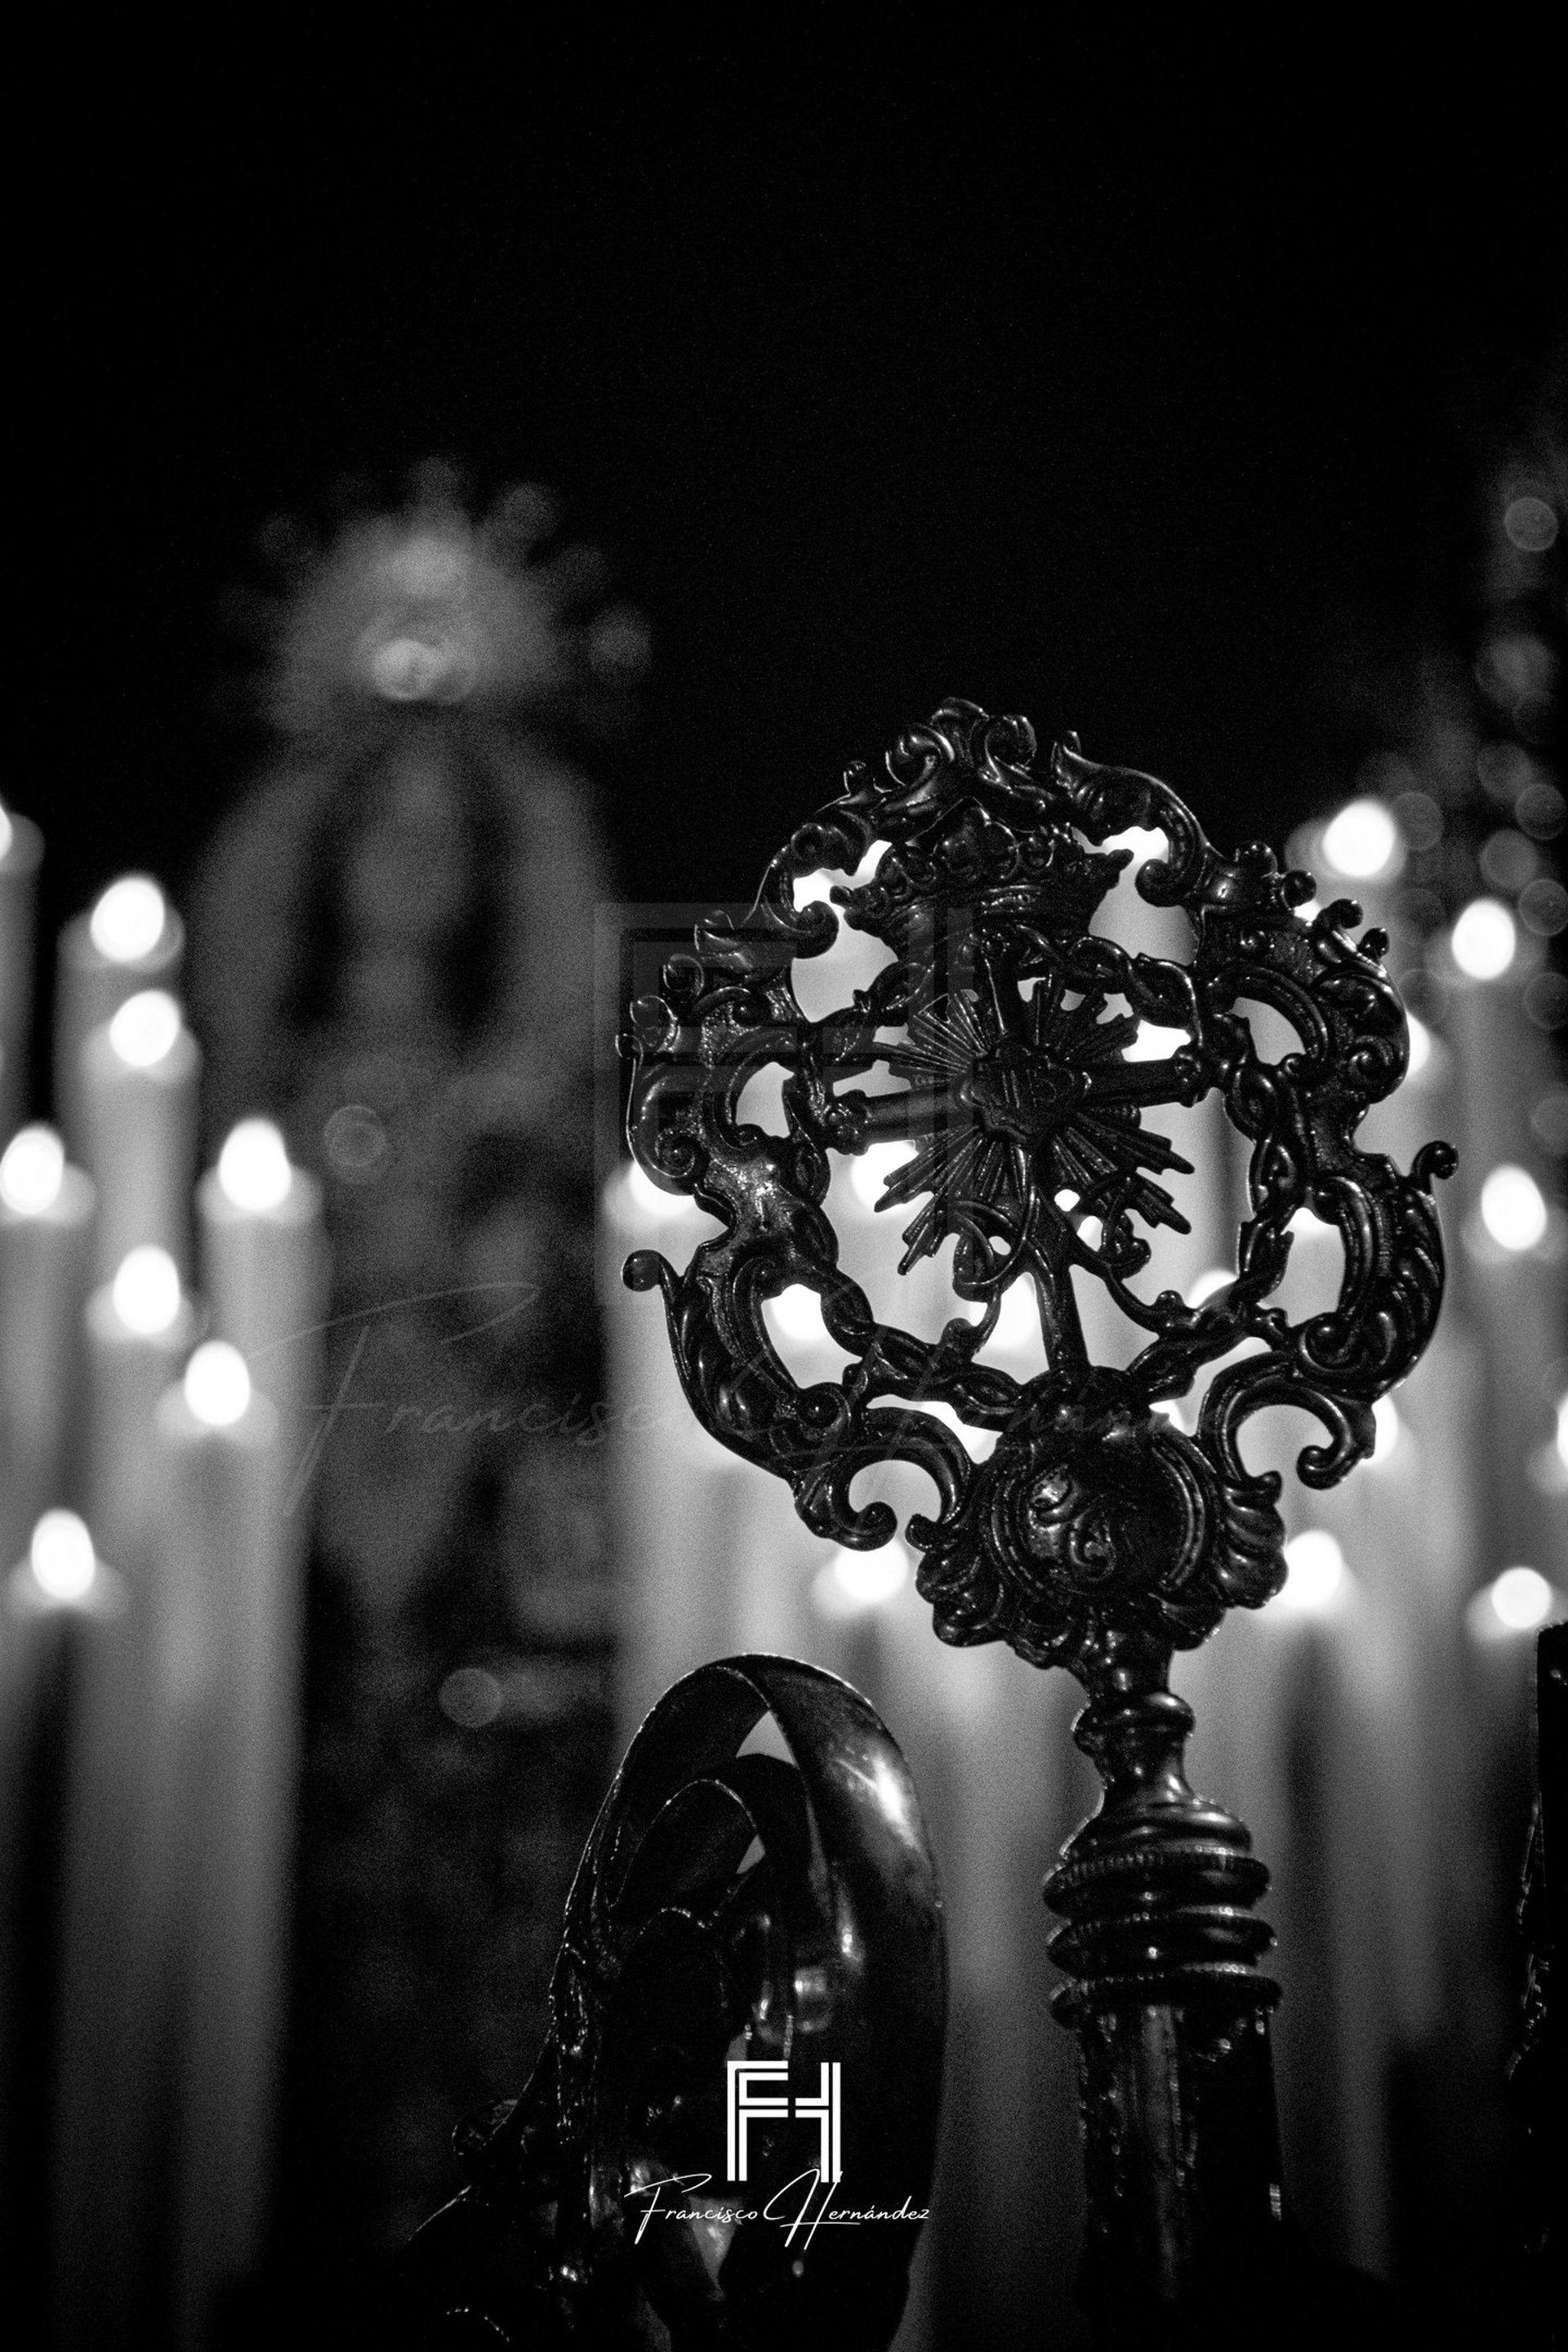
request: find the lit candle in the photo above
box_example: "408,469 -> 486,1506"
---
1465,1564 -> 1562,1812
83,1246 -> 198,1574
196,1117 -> 328,1543
0,800 -> 43,1143
54,875 -> 184,1161
1446,898 -> 1533,1187
0,1514 -> 130,2341
0,1126 -> 96,1566
154,1343 -> 287,2348
78,990 -> 201,1284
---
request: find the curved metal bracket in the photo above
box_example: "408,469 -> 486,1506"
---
399,1656 -> 947,2349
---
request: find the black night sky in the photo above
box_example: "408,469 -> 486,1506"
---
18,60 -> 1567,959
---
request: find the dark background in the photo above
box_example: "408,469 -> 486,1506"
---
16,56 -> 1566,962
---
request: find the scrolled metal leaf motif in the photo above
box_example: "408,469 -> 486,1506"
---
623,700 -> 1455,1682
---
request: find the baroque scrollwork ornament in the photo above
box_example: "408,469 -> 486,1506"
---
624,699 -> 1453,1676
623,702 -> 1455,2324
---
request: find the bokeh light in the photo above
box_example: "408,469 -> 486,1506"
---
1503,496 -> 1559,554
1280,1528 -> 1347,1611
1322,799 -> 1399,880
1478,1164 -> 1548,1254
30,1511 -> 97,1601
108,991 -> 182,1069
769,1284 -> 832,1345
185,1342 -> 252,1428
0,1125 -> 65,1215
112,1245 -> 182,1336
1450,898 -> 1517,980
813,1538 -> 911,1617
89,875 -> 167,964
217,1119 -> 293,1212
625,1161 -> 694,1222
1487,1566 -> 1553,1632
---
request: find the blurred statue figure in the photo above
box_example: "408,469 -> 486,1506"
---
188,462 -> 643,2308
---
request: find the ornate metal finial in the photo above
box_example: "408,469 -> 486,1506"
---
622,701 -> 1456,2323
624,698 -> 1454,1673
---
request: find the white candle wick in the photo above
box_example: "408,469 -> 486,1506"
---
0,1124 -> 66,1214
108,990 -> 182,1070
112,1244 -> 183,1336
185,1340 -> 252,1428
89,875 -> 167,964
217,1120 -> 293,1212
30,1509 -> 97,1601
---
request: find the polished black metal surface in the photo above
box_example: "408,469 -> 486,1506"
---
399,1655 -> 947,2349
621,701 -> 1455,2332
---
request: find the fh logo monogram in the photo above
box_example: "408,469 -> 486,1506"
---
725,2060 -> 843,2184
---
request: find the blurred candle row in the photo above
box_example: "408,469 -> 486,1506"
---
0,818 -> 327,2350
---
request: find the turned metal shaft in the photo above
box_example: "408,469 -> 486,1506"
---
1044,1653 -> 1286,2328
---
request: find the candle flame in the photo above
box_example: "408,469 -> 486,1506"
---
0,1125 -> 65,1214
185,1340 -> 252,1427
30,1511 -> 96,1601
0,803 -> 12,859
1479,1163 -> 1548,1254
1486,1566 -> 1553,1633
813,1539 -> 911,1618
112,1245 -> 182,1336
217,1118 -> 293,1211
108,991 -> 182,1070
89,875 -> 167,964
1279,1528 -> 1348,1612
1322,799 -> 1399,880
1451,897 -> 1517,980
